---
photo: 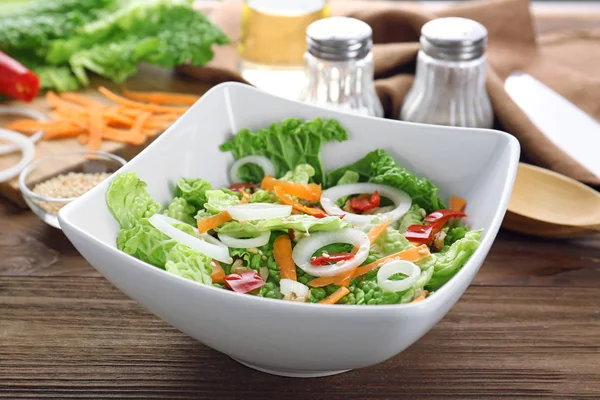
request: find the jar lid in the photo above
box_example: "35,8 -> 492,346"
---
306,17 -> 373,61
420,17 -> 488,61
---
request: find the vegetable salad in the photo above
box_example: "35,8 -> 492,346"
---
107,118 -> 482,305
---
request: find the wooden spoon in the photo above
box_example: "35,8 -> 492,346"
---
503,163 -> 600,237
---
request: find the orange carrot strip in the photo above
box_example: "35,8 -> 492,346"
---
318,287 -> 350,305
98,87 -> 188,114
274,186 -> 325,216
449,195 -> 467,212
239,191 -> 252,204
46,91 -> 85,113
87,106 -> 104,151
59,92 -> 102,107
143,128 -> 162,137
261,175 -> 321,202
308,267 -> 357,288
132,111 -> 152,135
411,296 -> 425,303
103,112 -> 135,127
366,220 -> 392,245
149,113 -> 179,122
197,210 -> 232,234
122,88 -> 199,106
210,261 -> 226,284
119,108 -> 143,118
353,245 -> 430,279
273,234 -> 296,281
102,128 -> 146,145
43,125 -> 87,139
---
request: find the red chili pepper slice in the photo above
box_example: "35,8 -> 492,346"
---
310,252 -> 355,266
223,270 -> 265,293
228,182 -> 256,192
0,51 -> 40,102
424,209 -> 467,225
404,221 -> 445,245
350,191 -> 381,212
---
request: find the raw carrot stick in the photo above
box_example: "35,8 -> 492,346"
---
197,210 -> 232,234
318,287 -> 350,304
43,125 -> 87,139
122,88 -> 199,105
308,267 -> 357,288
411,296 -> 425,303
103,112 -> 135,127
102,127 -> 146,145
239,191 -> 252,204
45,91 -> 85,112
261,176 -> 321,201
87,106 -> 104,151
273,234 -> 296,281
449,195 -> 467,212
131,111 -> 152,135
353,245 -> 430,278
366,220 -> 392,244
59,92 -> 102,107
98,87 -> 188,114
149,113 -> 179,122
119,107 -> 143,118
210,261 -> 226,284
274,186 -> 325,217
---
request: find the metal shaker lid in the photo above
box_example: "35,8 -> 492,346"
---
420,17 -> 488,61
306,17 -> 373,61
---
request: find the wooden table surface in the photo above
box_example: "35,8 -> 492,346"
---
2,3 -> 600,399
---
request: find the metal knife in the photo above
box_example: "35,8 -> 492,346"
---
504,72 -> 600,178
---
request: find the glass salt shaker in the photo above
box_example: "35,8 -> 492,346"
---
400,17 -> 493,129
298,17 -> 383,117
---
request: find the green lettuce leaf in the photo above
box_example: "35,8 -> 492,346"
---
117,218 -> 176,267
203,189 -> 241,214
250,190 -> 279,204
165,243 -> 213,285
327,149 -> 445,212
444,223 -> 470,246
163,197 -> 196,225
396,204 -> 426,233
370,226 -> 413,258
106,173 -> 161,230
279,164 -> 315,184
177,177 -> 212,209
399,264 -> 435,304
216,215 -> 352,235
426,229 -> 482,291
219,118 -> 348,184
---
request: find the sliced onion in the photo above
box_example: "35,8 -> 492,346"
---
377,260 -> 421,292
158,214 -> 229,250
0,106 -> 48,155
0,129 -> 35,183
292,228 -> 370,277
218,231 -> 270,248
280,279 -> 309,298
229,155 -> 275,184
227,203 -> 292,221
321,183 -> 412,226
149,214 -> 232,264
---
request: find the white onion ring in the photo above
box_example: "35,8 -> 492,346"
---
227,203 -> 292,221
377,260 -> 421,293
149,214 -> 232,264
321,183 -> 412,226
217,231 -> 271,248
229,155 -> 276,184
0,106 -> 48,155
292,228 -> 370,277
280,279 -> 309,299
158,215 -> 229,250
0,129 -> 35,183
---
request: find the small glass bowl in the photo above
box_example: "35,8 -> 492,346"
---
19,150 -> 126,229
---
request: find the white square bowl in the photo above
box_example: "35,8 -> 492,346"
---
59,82 -> 520,378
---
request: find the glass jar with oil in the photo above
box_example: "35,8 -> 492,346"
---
238,0 -> 330,100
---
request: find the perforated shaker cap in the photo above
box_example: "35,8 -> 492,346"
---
420,17 -> 488,61
306,17 -> 373,61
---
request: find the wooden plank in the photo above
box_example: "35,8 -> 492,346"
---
0,278 -> 598,399
0,65 -> 212,207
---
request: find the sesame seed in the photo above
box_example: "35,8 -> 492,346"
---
31,172 -> 111,215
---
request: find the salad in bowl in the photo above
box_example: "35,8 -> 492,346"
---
106,117 -> 481,306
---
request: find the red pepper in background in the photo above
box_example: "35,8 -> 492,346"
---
0,51 -> 40,102
228,182 -> 256,192
350,191 -> 381,211
424,209 -> 467,225
310,252 -> 355,266
223,270 -> 265,293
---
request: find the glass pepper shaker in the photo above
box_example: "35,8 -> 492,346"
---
400,17 -> 493,129
298,17 -> 383,117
